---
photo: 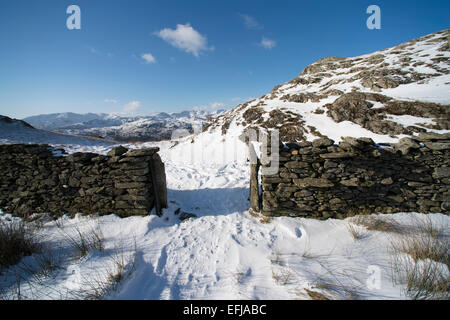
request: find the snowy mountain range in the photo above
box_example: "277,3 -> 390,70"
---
22,110 -> 225,142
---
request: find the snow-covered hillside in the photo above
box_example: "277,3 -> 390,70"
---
204,29 -> 449,145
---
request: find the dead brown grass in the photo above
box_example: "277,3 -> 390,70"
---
390,216 -> 449,300
272,269 -> 293,285
0,221 -> 41,272
259,216 -> 272,224
346,223 -> 366,240
304,288 -> 330,300
351,214 -> 402,233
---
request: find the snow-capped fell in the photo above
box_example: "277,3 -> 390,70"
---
203,29 -> 449,145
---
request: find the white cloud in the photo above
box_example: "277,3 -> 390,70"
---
238,13 -> 263,30
260,37 -> 276,49
89,47 -> 100,55
141,53 -> 156,64
123,101 -> 141,113
104,99 -> 118,104
154,23 -> 214,57
192,102 -> 226,112
88,47 -> 115,58
232,97 -> 256,103
210,102 -> 226,109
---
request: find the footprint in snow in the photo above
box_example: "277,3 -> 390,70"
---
295,227 -> 303,238
273,224 -> 303,240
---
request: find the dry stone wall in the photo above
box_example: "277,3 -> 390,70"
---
0,144 -> 167,218
252,132 -> 450,219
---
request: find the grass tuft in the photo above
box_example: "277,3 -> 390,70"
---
352,215 -> 402,233
311,279 -> 362,300
304,288 -> 330,300
0,221 -> 41,272
259,216 -> 272,224
346,222 -> 366,240
272,269 -> 293,285
58,223 -> 105,258
390,216 -> 449,300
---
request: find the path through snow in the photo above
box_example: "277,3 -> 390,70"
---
0,140 -> 448,300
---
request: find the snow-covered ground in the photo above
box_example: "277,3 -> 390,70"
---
0,137 -> 448,300
1,29 -> 449,300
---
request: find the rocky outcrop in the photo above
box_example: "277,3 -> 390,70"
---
324,93 -> 450,135
0,144 -> 167,218
256,133 -> 449,219
280,93 -> 327,103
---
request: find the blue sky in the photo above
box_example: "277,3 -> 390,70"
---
0,0 -> 449,119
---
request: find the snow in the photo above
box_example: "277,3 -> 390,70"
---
0,29 -> 449,300
163,131 -> 249,166
385,114 -> 436,128
0,134 -> 449,300
2,204 -> 448,300
383,74 -> 450,104
0,119 -> 116,154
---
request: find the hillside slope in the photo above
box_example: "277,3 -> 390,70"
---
0,115 -> 115,153
202,29 -> 449,146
